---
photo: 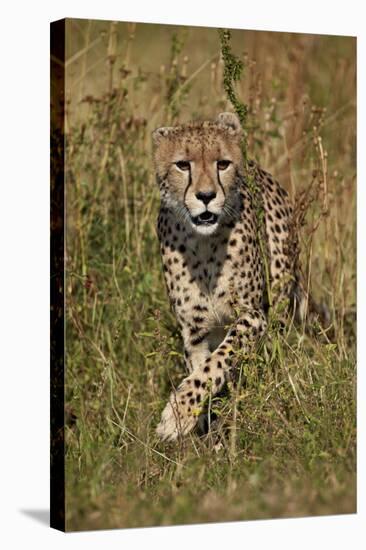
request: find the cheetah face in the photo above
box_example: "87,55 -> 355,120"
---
152,113 -> 244,236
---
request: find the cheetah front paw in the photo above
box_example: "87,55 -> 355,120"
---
156,378 -> 203,441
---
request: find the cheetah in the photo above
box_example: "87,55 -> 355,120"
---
152,112 -> 308,442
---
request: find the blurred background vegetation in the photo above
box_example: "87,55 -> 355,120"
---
63,19 -> 356,531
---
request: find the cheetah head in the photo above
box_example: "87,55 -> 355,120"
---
152,112 -> 244,236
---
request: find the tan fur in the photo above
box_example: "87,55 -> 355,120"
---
152,113 -> 304,441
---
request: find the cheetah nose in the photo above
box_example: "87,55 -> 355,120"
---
196,191 -> 216,205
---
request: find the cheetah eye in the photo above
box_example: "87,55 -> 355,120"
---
175,161 -> 191,171
217,160 -> 232,170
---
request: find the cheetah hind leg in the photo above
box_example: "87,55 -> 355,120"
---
293,280 -> 332,334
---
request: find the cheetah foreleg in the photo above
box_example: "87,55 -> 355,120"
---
156,308 -> 267,441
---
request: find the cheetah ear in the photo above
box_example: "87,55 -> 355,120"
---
152,126 -> 174,145
216,112 -> 242,134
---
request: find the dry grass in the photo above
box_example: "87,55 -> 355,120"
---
62,19 -> 356,531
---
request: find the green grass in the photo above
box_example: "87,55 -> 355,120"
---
63,20 -> 356,531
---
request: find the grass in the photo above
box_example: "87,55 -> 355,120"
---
63,19 -> 356,531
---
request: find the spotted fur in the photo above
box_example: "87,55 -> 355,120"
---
152,112 -> 305,441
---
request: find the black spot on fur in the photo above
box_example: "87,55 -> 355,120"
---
191,333 -> 208,346
193,316 -> 204,323
194,304 -> 208,312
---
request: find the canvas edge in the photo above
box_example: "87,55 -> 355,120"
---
50,18 -> 66,533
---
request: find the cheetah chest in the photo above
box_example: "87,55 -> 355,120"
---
160,221 -> 262,332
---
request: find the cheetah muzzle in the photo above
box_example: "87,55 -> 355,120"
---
191,211 -> 218,227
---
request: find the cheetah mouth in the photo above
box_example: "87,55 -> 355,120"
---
191,212 -> 218,226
